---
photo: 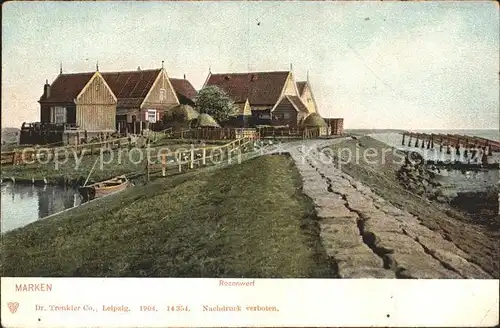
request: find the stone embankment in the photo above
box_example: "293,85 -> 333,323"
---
396,152 -> 448,202
284,140 -> 491,279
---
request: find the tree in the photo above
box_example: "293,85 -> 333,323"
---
195,86 -> 236,122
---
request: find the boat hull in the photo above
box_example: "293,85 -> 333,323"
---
78,176 -> 129,201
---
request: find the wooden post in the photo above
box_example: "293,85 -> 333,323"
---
407,135 -> 412,147
402,133 -> 405,146
146,159 -> 150,182
178,153 -> 182,172
190,147 -> 194,169
202,148 -> 206,165
161,153 -> 166,177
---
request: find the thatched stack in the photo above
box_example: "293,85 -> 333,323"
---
171,105 -> 199,122
302,113 -> 327,127
190,113 -> 220,128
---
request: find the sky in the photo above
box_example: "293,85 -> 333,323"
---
2,1 -> 499,130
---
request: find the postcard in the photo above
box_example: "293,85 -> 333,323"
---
1,1 -> 499,327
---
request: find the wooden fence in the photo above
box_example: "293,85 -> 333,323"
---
166,127 -> 324,141
146,135 -> 258,180
168,128 -> 259,141
0,136 -> 136,166
257,127 -> 321,139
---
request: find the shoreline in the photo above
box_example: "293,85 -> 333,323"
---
320,136 -> 499,277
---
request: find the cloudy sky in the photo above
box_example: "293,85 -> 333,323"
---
2,1 -> 499,130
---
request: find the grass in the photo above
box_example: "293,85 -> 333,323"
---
322,136 -> 500,278
0,155 -> 335,278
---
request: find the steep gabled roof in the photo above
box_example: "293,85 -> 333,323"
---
204,71 -> 290,105
169,78 -> 198,104
40,72 -> 95,103
284,95 -> 309,113
40,69 -> 162,108
101,69 -> 160,108
296,81 -> 307,96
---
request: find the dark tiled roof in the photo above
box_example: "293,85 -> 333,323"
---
40,72 -> 94,103
205,71 -> 290,105
285,95 -> 309,113
40,69 -> 162,108
296,81 -> 307,96
169,78 -> 198,105
101,69 -> 160,108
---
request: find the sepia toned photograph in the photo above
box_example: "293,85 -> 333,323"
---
1,0 -> 498,283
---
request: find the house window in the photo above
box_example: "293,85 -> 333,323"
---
147,109 -> 157,123
283,112 -> 291,120
159,88 -> 166,102
51,106 -> 66,123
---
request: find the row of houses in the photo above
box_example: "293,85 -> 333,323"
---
32,63 -> 342,144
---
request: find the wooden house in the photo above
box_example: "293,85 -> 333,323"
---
324,118 -> 344,135
296,79 -> 318,114
101,67 -> 180,133
37,70 -> 117,144
203,70 -> 310,128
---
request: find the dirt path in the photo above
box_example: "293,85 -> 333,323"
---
283,139 -> 492,278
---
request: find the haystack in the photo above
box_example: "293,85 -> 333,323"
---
171,105 -> 199,121
302,113 -> 327,127
191,113 -> 220,128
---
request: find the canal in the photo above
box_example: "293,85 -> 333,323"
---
1,183 -> 82,234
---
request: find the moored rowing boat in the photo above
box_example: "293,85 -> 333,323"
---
78,175 -> 129,201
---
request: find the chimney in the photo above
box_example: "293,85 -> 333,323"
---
184,74 -> 186,80
137,66 -> 141,71
43,79 -> 51,99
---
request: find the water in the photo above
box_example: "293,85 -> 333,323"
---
1,183 -> 81,234
367,131 -> 500,193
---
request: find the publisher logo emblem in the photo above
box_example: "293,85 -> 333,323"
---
8,302 -> 19,314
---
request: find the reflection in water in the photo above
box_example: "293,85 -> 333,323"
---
1,183 -> 82,234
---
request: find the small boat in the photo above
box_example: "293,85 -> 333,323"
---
78,175 -> 129,201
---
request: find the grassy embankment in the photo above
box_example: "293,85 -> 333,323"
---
322,136 -> 499,278
0,155 -> 335,278
0,139 -> 232,186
